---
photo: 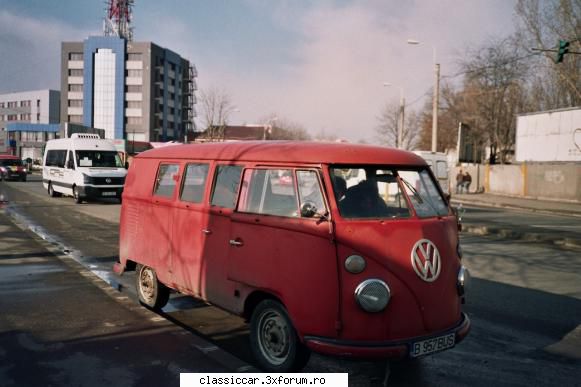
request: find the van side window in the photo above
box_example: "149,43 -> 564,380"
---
210,165 -> 242,209
46,150 -> 67,168
153,163 -> 180,198
297,170 -> 326,216
238,169 -> 299,217
180,163 -> 209,203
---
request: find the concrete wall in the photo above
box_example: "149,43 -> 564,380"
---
452,162 -> 581,202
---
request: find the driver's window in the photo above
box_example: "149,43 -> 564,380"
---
297,170 -> 326,217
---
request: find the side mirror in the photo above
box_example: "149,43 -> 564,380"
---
124,161 -> 129,169
300,201 -> 318,218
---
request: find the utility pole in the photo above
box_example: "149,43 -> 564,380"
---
432,63 -> 440,152
398,95 -> 405,149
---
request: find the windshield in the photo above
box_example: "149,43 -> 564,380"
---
75,151 -> 123,168
331,166 -> 449,219
0,159 -> 22,167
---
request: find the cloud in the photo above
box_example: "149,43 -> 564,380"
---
0,10 -> 96,93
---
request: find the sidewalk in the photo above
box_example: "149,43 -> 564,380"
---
452,192 -> 581,217
0,210 -> 250,387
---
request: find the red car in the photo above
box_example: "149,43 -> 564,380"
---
0,155 -> 27,182
115,141 -> 470,371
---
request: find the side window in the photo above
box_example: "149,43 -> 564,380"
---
67,150 -> 75,169
46,150 -> 67,168
180,163 -> 209,203
238,169 -> 298,217
153,163 -> 180,198
297,170 -> 326,216
210,165 -> 243,209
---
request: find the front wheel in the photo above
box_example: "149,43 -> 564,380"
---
73,186 -> 82,204
48,182 -> 59,197
250,299 -> 311,372
135,264 -> 170,310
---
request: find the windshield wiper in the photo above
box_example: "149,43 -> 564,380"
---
399,176 -> 443,216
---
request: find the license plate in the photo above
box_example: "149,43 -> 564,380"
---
102,192 -> 117,197
410,333 -> 455,358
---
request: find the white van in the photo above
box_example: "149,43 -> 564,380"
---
42,133 -> 127,203
413,151 -> 450,195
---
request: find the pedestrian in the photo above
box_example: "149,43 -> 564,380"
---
456,169 -> 464,194
463,172 -> 472,194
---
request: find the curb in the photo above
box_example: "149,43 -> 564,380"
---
451,198 -> 581,219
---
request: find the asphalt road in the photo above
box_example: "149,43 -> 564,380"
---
1,176 -> 580,386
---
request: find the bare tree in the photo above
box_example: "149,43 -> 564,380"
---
515,0 -> 581,108
199,87 -> 236,140
375,100 -> 421,150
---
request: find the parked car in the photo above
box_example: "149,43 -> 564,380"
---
114,141 -> 470,371
0,155 -> 27,181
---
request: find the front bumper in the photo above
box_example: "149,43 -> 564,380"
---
77,185 -> 123,199
303,312 -> 470,359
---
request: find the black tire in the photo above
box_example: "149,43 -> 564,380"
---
73,186 -> 82,204
135,264 -> 170,310
250,299 -> 311,372
21,175 -> 26,182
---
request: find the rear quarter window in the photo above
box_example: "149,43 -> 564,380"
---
153,163 -> 180,198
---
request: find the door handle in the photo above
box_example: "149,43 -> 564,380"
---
229,239 -> 244,247
202,229 -> 212,235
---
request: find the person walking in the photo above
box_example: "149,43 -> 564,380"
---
463,172 -> 472,194
456,169 -> 464,194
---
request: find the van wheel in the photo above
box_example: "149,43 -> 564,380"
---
136,264 -> 169,310
250,299 -> 311,372
48,182 -> 59,197
73,186 -> 82,204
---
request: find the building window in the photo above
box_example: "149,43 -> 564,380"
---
68,100 -> 83,107
0,102 -> 4,108
125,85 -> 142,93
37,99 -> 40,107
126,117 -> 142,125
20,100 -> 31,107
7,114 -> 17,121
68,115 -> 83,123
36,113 -> 40,122
127,53 -> 142,61
126,69 -> 142,77
169,63 -> 176,71
69,52 -> 83,60
126,101 -> 141,108
7,101 -> 17,108
68,69 -> 83,77
20,113 -> 31,121
68,84 -> 83,92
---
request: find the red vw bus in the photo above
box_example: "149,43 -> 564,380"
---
115,141 -> 470,371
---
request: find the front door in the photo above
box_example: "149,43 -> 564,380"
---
227,168 -> 339,337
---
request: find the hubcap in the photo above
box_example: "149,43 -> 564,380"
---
257,310 -> 290,365
139,267 -> 155,303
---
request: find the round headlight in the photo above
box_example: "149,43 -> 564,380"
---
354,279 -> 391,313
457,266 -> 470,296
345,255 -> 366,274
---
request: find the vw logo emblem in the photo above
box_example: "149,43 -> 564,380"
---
105,178 -> 112,184
411,239 -> 441,282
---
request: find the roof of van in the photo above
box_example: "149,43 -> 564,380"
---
136,141 -> 427,166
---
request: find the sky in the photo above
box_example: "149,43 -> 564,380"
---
0,0 -> 517,142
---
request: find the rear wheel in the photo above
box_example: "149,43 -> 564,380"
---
135,264 -> 170,310
250,299 -> 311,372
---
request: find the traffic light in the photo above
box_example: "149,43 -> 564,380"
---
556,40 -> 570,63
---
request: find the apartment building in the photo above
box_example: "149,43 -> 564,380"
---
61,36 -> 197,143
0,89 -> 60,159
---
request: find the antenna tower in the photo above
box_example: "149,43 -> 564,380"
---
103,0 -> 134,41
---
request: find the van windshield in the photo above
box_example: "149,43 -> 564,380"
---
75,151 -> 123,168
331,166 -> 449,219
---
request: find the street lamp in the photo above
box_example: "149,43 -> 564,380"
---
383,83 -> 405,149
407,39 -> 440,153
